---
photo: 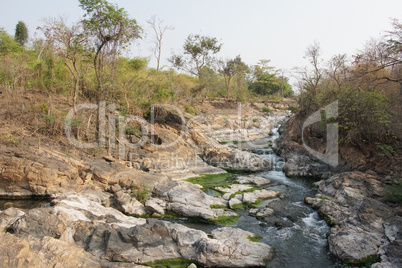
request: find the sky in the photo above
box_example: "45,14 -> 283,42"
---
1,0 -> 402,84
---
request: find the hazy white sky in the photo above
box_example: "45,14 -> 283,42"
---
1,0 -> 401,80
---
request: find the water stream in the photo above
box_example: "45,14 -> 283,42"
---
169,127 -> 349,268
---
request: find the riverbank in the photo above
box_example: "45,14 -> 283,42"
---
274,114 -> 402,268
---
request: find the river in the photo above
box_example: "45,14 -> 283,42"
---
170,127 -> 349,268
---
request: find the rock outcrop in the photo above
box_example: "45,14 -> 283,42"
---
0,192 -> 273,267
203,145 -> 273,172
305,172 -> 402,267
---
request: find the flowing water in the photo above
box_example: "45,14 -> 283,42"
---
170,127 -> 349,268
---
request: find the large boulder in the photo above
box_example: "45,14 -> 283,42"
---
154,179 -> 229,220
114,190 -> 148,216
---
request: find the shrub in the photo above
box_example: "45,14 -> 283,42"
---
132,183 -> 151,204
261,106 -> 272,114
126,124 -> 142,137
336,89 -> 392,146
184,103 -> 196,114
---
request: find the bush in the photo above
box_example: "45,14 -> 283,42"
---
126,124 -> 142,137
184,103 -> 196,114
261,106 -> 273,114
336,89 -> 392,146
132,183 -> 151,204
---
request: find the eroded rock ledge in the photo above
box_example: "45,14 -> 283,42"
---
303,172 -> 401,267
0,192 -> 273,267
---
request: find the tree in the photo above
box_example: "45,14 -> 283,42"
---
79,0 -> 142,100
218,55 -> 248,99
15,21 -> 28,46
169,34 -> 222,82
147,15 -> 173,72
38,17 -> 88,109
294,43 -> 323,114
249,59 -> 278,97
0,29 -> 22,56
353,19 -> 402,86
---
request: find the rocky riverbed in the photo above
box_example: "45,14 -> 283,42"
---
0,99 -> 400,268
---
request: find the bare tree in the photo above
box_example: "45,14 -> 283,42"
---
38,17 -> 87,109
1,54 -> 28,91
147,15 -> 173,71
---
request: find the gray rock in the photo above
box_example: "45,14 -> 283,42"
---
304,171 -> 400,266
328,229 -> 382,262
145,198 -> 165,215
203,146 -> 273,172
249,208 -> 259,216
114,191 -> 148,216
198,227 -> 274,267
243,189 -> 279,204
229,197 -> 243,209
236,175 -> 271,186
155,180 -> 229,220
256,208 -> 274,218
0,207 -> 24,230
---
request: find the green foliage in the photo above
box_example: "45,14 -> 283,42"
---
247,234 -> 262,242
79,0 -> 142,44
170,34 -> 222,79
131,183 -> 151,204
344,254 -> 379,267
261,106 -> 273,113
208,215 -> 240,226
319,212 -> 336,227
126,124 -> 142,137
140,101 -> 152,118
14,21 -> 28,46
142,258 -> 200,268
44,114 -> 56,124
184,103 -> 196,114
230,203 -> 245,210
336,88 -> 392,146
231,198 -> 265,210
128,57 -> 148,70
229,187 -> 259,199
248,60 -> 292,98
376,143 -> 395,155
152,88 -> 175,101
383,179 -> 402,204
40,102 -> 49,113
70,118 -> 83,127
79,0 -> 142,99
5,134 -> 20,144
185,173 -> 235,191
210,204 -> 227,209
0,29 -> 22,55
